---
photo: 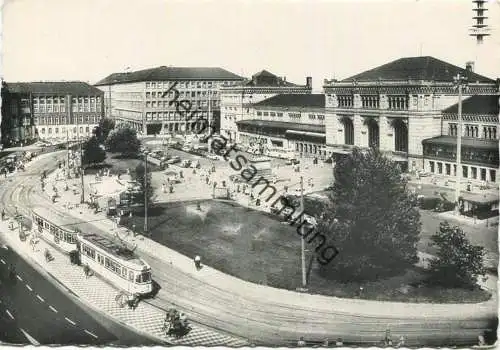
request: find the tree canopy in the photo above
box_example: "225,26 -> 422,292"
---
82,136 -> 106,166
131,163 -> 155,206
93,118 -> 115,144
105,127 -> 141,156
428,221 -> 486,289
317,148 -> 420,281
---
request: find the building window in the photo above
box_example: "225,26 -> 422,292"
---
445,163 -> 451,175
270,112 -> 276,117
263,112 -> 269,116
480,168 -> 487,181
338,95 -> 353,108
437,162 -> 443,174
361,95 -> 380,108
462,166 -> 468,178
257,111 -> 262,116
277,112 -> 283,117
471,167 -> 477,179
490,169 -> 496,182
366,119 -> 379,149
429,161 -> 435,173
393,119 -> 408,153
388,95 -> 408,110
342,118 -> 354,145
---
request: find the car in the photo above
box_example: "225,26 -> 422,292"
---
166,156 -> 181,164
180,159 -> 192,168
206,154 -> 218,160
285,158 -> 300,165
190,160 -> 201,169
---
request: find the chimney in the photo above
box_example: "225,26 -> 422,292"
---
466,61 -> 475,73
252,75 -> 257,85
283,76 -> 286,82
306,77 -> 312,88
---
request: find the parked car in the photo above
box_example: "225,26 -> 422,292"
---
285,158 -> 300,165
167,156 -> 181,164
206,154 -> 218,160
180,159 -> 192,168
190,160 -> 201,169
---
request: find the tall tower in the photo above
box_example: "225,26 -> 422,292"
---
469,0 -> 490,44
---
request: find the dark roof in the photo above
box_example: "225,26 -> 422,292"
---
95,66 -> 244,86
254,94 -> 325,108
4,81 -> 103,96
422,135 -> 498,150
236,119 -> 325,134
243,70 -> 302,87
343,56 -> 495,83
442,95 -> 499,115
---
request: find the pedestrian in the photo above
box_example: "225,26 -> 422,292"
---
335,338 -> 343,347
397,336 -> 405,348
297,337 -> 306,347
194,255 -> 201,270
1,209 -> 5,221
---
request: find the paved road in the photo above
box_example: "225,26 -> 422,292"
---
0,153 -> 159,346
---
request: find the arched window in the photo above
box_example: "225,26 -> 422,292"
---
393,119 -> 408,153
366,118 -> 379,149
342,117 -> 354,145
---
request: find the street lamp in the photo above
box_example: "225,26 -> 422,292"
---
453,73 -> 468,216
143,150 -> 150,234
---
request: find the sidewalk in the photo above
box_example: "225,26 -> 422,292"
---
39,172 -> 497,320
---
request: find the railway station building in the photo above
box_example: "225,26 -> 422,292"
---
236,94 -> 328,159
220,70 -> 312,143
323,56 -> 499,173
94,66 -> 245,136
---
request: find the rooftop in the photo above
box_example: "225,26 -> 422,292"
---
342,56 -> 495,83
253,94 -> 325,108
242,70 -> 303,87
80,233 -> 145,265
32,206 -> 80,229
236,119 -> 325,134
422,135 -> 499,150
4,81 -> 104,96
442,95 -> 499,115
95,66 -> 245,86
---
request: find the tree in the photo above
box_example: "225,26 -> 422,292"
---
428,221 -> 486,289
131,163 -> 155,206
105,127 -> 141,157
93,118 -> 115,144
82,136 -> 106,166
317,148 -> 420,281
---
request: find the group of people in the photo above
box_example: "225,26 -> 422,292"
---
296,331 -> 407,348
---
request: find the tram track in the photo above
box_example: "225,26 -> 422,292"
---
1,154 -> 496,346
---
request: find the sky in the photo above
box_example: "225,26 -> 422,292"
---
1,0 -> 500,92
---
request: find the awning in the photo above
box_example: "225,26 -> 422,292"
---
330,148 -> 352,155
460,191 -> 499,205
285,130 -> 325,138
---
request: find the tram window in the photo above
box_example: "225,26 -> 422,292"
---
128,271 -> 134,281
83,244 -> 96,259
97,254 -> 104,264
136,272 -> 151,283
121,267 -> 127,278
44,222 -> 49,229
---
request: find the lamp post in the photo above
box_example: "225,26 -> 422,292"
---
453,73 -> 468,216
143,151 -> 149,234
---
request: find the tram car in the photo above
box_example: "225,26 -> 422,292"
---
32,206 -> 79,252
77,233 -> 152,295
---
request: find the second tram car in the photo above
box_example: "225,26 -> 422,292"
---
32,206 -> 78,252
78,233 -> 152,295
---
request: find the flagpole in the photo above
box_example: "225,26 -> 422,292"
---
300,176 -> 307,289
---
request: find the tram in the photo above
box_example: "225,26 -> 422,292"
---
32,206 -> 78,252
31,207 -> 153,296
78,233 -> 152,295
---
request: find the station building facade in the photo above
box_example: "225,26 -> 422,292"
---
1,81 -> 104,145
94,66 -> 244,136
220,70 -> 312,142
422,94 -> 499,183
236,94 -> 328,159
323,56 -> 499,172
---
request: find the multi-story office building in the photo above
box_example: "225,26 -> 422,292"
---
220,70 -> 312,142
1,81 -> 104,144
94,66 -> 245,135
323,56 -> 499,172
236,94 -> 328,159
1,80 -> 34,147
422,94 -> 499,183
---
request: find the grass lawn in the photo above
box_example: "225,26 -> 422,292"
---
124,200 -> 491,303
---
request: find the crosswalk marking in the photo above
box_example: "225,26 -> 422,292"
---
36,295 -> 44,302
16,275 -> 22,281
20,328 -> 40,346
26,284 -> 32,291
65,317 -> 76,326
0,259 -> 5,264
